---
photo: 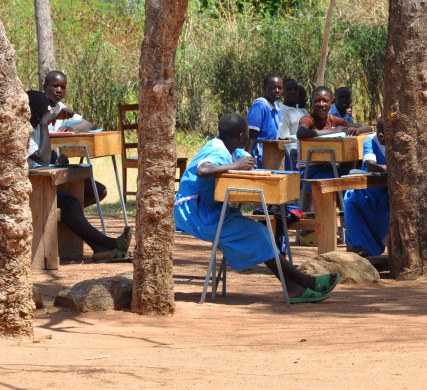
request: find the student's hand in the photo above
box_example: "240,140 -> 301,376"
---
232,156 -> 255,171
57,107 -> 75,119
346,127 -> 362,136
55,154 -> 69,166
40,112 -> 54,126
57,126 -> 75,133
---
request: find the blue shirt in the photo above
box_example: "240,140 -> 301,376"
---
246,97 -> 281,167
329,103 -> 354,123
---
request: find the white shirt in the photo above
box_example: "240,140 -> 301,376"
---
48,101 -> 83,132
278,103 -> 307,139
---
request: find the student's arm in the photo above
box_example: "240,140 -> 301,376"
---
345,123 -> 372,136
29,112 -> 53,165
197,156 -> 255,178
57,119 -> 94,133
244,101 -> 263,154
245,129 -> 259,155
365,160 -> 387,173
296,125 -> 343,139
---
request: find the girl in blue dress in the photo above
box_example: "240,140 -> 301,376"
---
174,113 -> 339,303
344,117 -> 389,256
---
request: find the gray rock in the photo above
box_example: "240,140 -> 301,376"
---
54,274 -> 133,312
299,251 -> 380,284
32,285 -> 44,309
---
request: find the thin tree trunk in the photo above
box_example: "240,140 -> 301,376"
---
34,0 -> 56,90
0,21 -> 34,338
132,0 -> 188,314
384,0 -> 427,278
316,0 -> 336,86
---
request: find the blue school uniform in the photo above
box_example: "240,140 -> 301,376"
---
246,97 -> 281,168
329,103 -> 354,123
174,138 -> 277,270
344,134 -> 389,256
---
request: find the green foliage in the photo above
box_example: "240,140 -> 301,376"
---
1,0 -> 387,134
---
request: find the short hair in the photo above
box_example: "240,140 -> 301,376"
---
44,70 -> 67,86
312,86 -> 333,100
263,72 -> 282,88
218,113 -> 248,140
334,86 -> 352,97
26,90 -> 49,114
283,78 -> 297,86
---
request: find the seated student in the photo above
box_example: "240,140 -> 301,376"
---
297,85 -> 308,111
26,91 -> 132,262
329,87 -> 354,123
43,70 -> 106,207
246,73 -> 283,168
278,79 -> 307,170
344,117 -> 389,257
296,86 -> 371,210
174,113 -> 340,303
44,70 -> 94,133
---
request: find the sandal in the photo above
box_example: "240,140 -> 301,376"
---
314,273 -> 341,294
116,226 -> 133,252
92,248 -> 133,263
289,288 -> 330,304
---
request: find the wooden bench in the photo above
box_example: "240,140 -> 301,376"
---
303,175 -> 388,254
29,166 -> 92,270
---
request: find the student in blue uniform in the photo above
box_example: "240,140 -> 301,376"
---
344,117 -> 389,256
246,73 -> 283,168
174,113 -> 340,303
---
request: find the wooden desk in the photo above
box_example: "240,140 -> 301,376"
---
256,139 -> 293,170
50,131 -> 121,158
29,166 -> 92,270
300,134 -> 369,163
304,175 -> 388,254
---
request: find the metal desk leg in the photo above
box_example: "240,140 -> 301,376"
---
279,204 -> 293,266
111,155 -> 129,227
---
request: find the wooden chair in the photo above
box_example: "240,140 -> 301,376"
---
117,103 -> 188,202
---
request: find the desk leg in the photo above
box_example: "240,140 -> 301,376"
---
111,155 -> 129,227
312,185 -> 337,254
57,181 -> 85,261
29,176 -> 59,270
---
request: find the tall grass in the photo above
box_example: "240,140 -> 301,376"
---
1,0 -> 387,134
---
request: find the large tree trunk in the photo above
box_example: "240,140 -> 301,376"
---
0,21 -> 34,338
34,0 -> 56,90
384,0 -> 427,278
132,0 -> 188,314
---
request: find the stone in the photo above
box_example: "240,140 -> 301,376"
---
32,285 -> 44,309
54,273 -> 133,312
299,251 -> 380,284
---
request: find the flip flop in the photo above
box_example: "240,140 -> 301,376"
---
314,273 -> 341,294
116,226 -> 133,252
289,288 -> 330,304
92,248 -> 133,263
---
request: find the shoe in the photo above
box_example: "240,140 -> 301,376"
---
92,248 -> 133,263
116,226 -> 133,251
289,288 -> 330,304
314,273 -> 341,294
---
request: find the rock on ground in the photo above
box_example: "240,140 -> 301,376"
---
299,251 -> 380,284
54,273 -> 132,312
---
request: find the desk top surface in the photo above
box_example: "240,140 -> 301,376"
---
302,174 -> 387,193
50,130 -> 120,138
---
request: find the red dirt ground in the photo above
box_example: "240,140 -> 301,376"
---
1,215 -> 426,389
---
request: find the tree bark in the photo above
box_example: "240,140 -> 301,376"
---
132,0 -> 188,314
384,0 -> 427,278
316,0 -> 336,86
34,0 -> 56,90
0,21 -> 34,338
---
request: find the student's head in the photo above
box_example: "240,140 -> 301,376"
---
27,90 -> 49,128
263,73 -> 283,104
283,79 -> 299,106
218,113 -> 249,149
334,87 -> 352,112
297,85 -> 308,109
43,70 -> 67,106
376,116 -> 385,145
312,86 -> 333,119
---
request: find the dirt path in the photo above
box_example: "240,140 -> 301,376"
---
1,217 -> 426,389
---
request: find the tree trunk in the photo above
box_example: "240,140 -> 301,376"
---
384,0 -> 427,278
34,0 -> 56,90
316,0 -> 336,86
0,21 -> 34,338
131,0 -> 188,314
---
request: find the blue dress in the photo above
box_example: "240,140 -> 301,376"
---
174,138 -> 277,270
246,97 -> 281,168
344,134 -> 389,256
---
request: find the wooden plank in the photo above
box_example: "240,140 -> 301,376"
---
303,175 -> 387,194
29,166 -> 92,186
43,177 -> 59,270
312,185 -> 337,254
214,173 -> 300,204
256,140 -> 287,170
